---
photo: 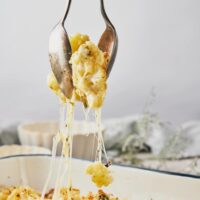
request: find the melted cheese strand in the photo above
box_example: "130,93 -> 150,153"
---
52,102 -> 75,200
41,134 -> 60,200
41,103 -> 66,200
95,109 -> 108,163
82,106 -> 90,136
66,102 -> 74,200
90,128 -> 97,161
52,103 -> 67,200
95,109 -> 103,162
53,154 -> 64,200
103,138 -> 109,162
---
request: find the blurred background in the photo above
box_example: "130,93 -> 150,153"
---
0,0 -> 200,124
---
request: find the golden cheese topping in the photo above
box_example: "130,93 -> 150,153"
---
0,186 -> 15,200
82,189 -> 118,200
0,186 -> 118,200
0,186 -> 47,200
86,162 -> 113,188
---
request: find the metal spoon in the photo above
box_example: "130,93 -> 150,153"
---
98,0 -> 118,76
48,0 -> 73,99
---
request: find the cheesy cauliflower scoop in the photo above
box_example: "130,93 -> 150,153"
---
47,33 -> 108,108
47,34 -> 113,189
86,162 -> 113,188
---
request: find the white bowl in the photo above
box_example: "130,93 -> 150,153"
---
18,121 -> 103,160
0,145 -> 51,158
18,121 -> 58,149
0,155 -> 199,200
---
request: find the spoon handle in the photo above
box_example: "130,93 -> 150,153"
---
61,0 -> 72,25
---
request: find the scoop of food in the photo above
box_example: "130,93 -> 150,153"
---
48,0 -> 117,103
48,33 -> 109,108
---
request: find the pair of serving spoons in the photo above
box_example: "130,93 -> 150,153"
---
49,0 -> 118,99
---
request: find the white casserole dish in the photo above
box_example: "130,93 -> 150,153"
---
0,155 -> 200,200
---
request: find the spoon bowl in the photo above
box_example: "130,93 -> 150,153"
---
48,0 -> 73,99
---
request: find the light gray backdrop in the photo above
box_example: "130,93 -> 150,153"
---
0,0 -> 200,124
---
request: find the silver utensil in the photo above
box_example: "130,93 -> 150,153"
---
98,0 -> 118,76
49,0 -> 118,98
48,0 -> 73,99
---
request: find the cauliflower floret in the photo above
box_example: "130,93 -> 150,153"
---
70,41 -> 108,108
86,162 -> 113,188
